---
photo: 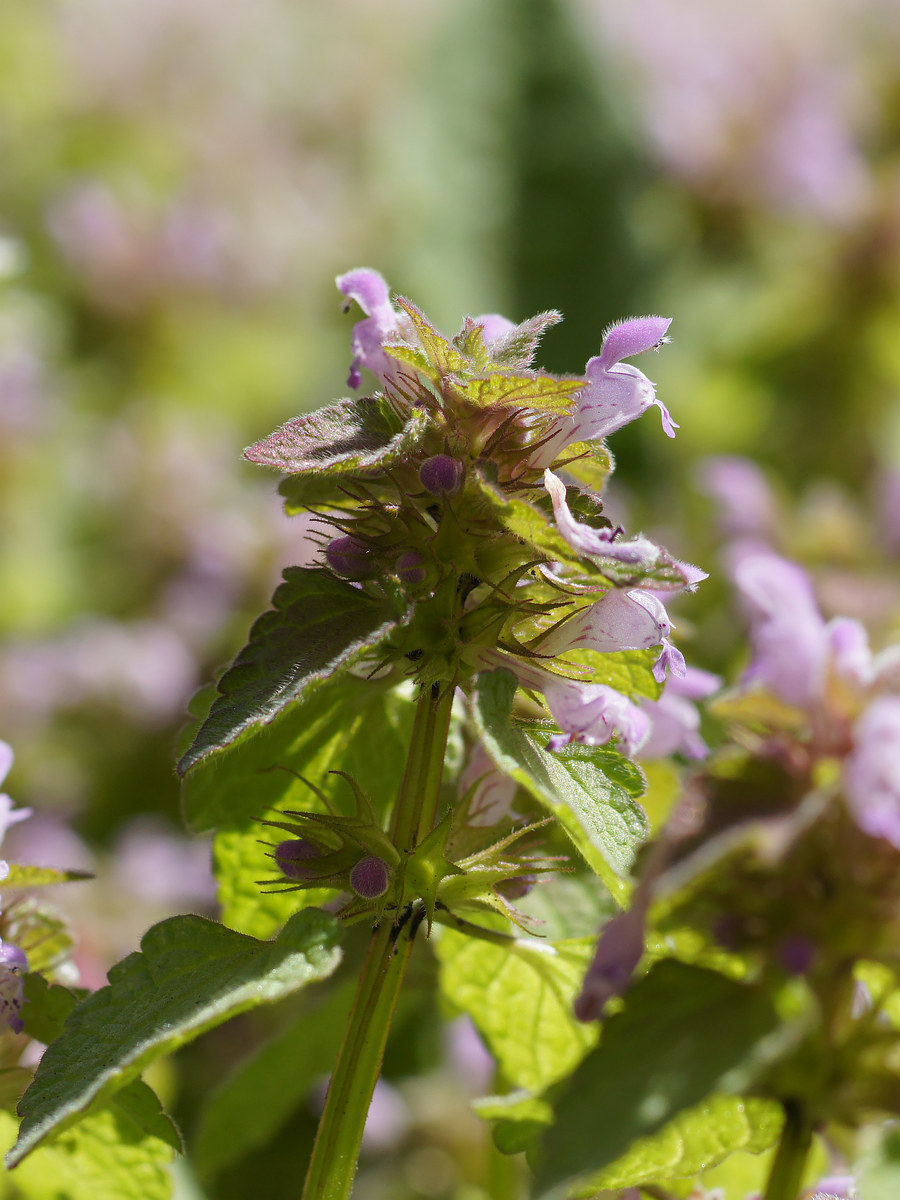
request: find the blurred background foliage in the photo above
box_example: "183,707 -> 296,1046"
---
2,0 -> 900,1196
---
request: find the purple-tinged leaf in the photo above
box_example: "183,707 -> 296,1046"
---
244,395 -> 425,477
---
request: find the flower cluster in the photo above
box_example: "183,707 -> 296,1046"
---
245,268 -> 705,758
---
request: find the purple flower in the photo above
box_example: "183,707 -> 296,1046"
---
697,455 -> 778,540
544,470 -> 705,597
734,553 -> 874,713
459,743 -> 518,826
0,741 -> 32,884
534,317 -> 675,467
844,697 -> 900,848
539,582 -> 685,684
637,665 -> 721,760
733,554 -> 831,709
574,900 -> 648,1021
0,938 -> 27,1034
473,650 -> 651,756
335,268 -> 405,389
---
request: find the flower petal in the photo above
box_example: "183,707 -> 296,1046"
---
595,316 -> 672,370
544,470 -> 661,566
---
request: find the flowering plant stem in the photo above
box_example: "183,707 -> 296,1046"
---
300,681 -> 456,1200
762,1100 -> 813,1200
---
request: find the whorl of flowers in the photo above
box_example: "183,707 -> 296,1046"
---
244,268 -> 705,757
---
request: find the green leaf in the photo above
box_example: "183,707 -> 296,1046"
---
856,1125 -> 900,1200
435,928 -> 597,1093
111,1080 -> 183,1156
243,395 -> 424,476
464,372 -> 585,413
487,311 -> 563,369
556,440 -> 613,493
9,909 -> 341,1166
472,1091 -> 553,1155
536,960 -> 796,1196
178,567 -> 411,774
21,974 -> 86,1044
394,297 -> 471,376
193,978 -> 355,1175
0,1106 -> 173,1200
472,670 -> 647,903
183,674 -> 414,937
560,646 -> 663,702
472,471 -> 582,566
2,865 -> 93,889
3,899 -> 76,977
574,1095 -> 782,1196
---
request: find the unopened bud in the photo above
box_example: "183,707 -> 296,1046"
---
275,839 -> 322,881
396,551 -> 427,587
325,535 -> 376,580
349,855 -> 391,899
419,455 -> 463,496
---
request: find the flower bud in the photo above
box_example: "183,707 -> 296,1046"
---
0,942 -> 27,973
349,855 -> 391,899
419,455 -> 463,496
325,535 -> 377,580
275,839 -> 322,881
395,551 -> 427,587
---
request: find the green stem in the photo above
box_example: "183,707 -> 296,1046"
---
301,681 -> 455,1200
763,1100 -> 813,1200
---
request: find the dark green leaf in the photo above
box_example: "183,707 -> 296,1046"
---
9,909 -> 341,1166
178,568 -> 411,774
244,395 -> 424,476
536,960 -> 797,1196
111,1080 -> 183,1155
472,670 -> 647,903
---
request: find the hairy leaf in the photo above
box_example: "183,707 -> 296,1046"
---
464,372 -> 585,413
9,909 -> 341,1166
394,297 -> 471,377
436,929 -> 596,1093
0,1107 -> 173,1200
244,395 -> 424,476
178,568 -> 411,774
472,670 -> 647,903
537,961 -> 798,1196
489,311 -> 563,369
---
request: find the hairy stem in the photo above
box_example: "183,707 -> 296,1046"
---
763,1099 -> 813,1200
301,681 -> 455,1200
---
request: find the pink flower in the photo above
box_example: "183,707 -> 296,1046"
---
637,666 -> 721,760
844,697 -> 900,849
336,268 -> 406,389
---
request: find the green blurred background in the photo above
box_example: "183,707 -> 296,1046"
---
2,0 -> 900,1195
